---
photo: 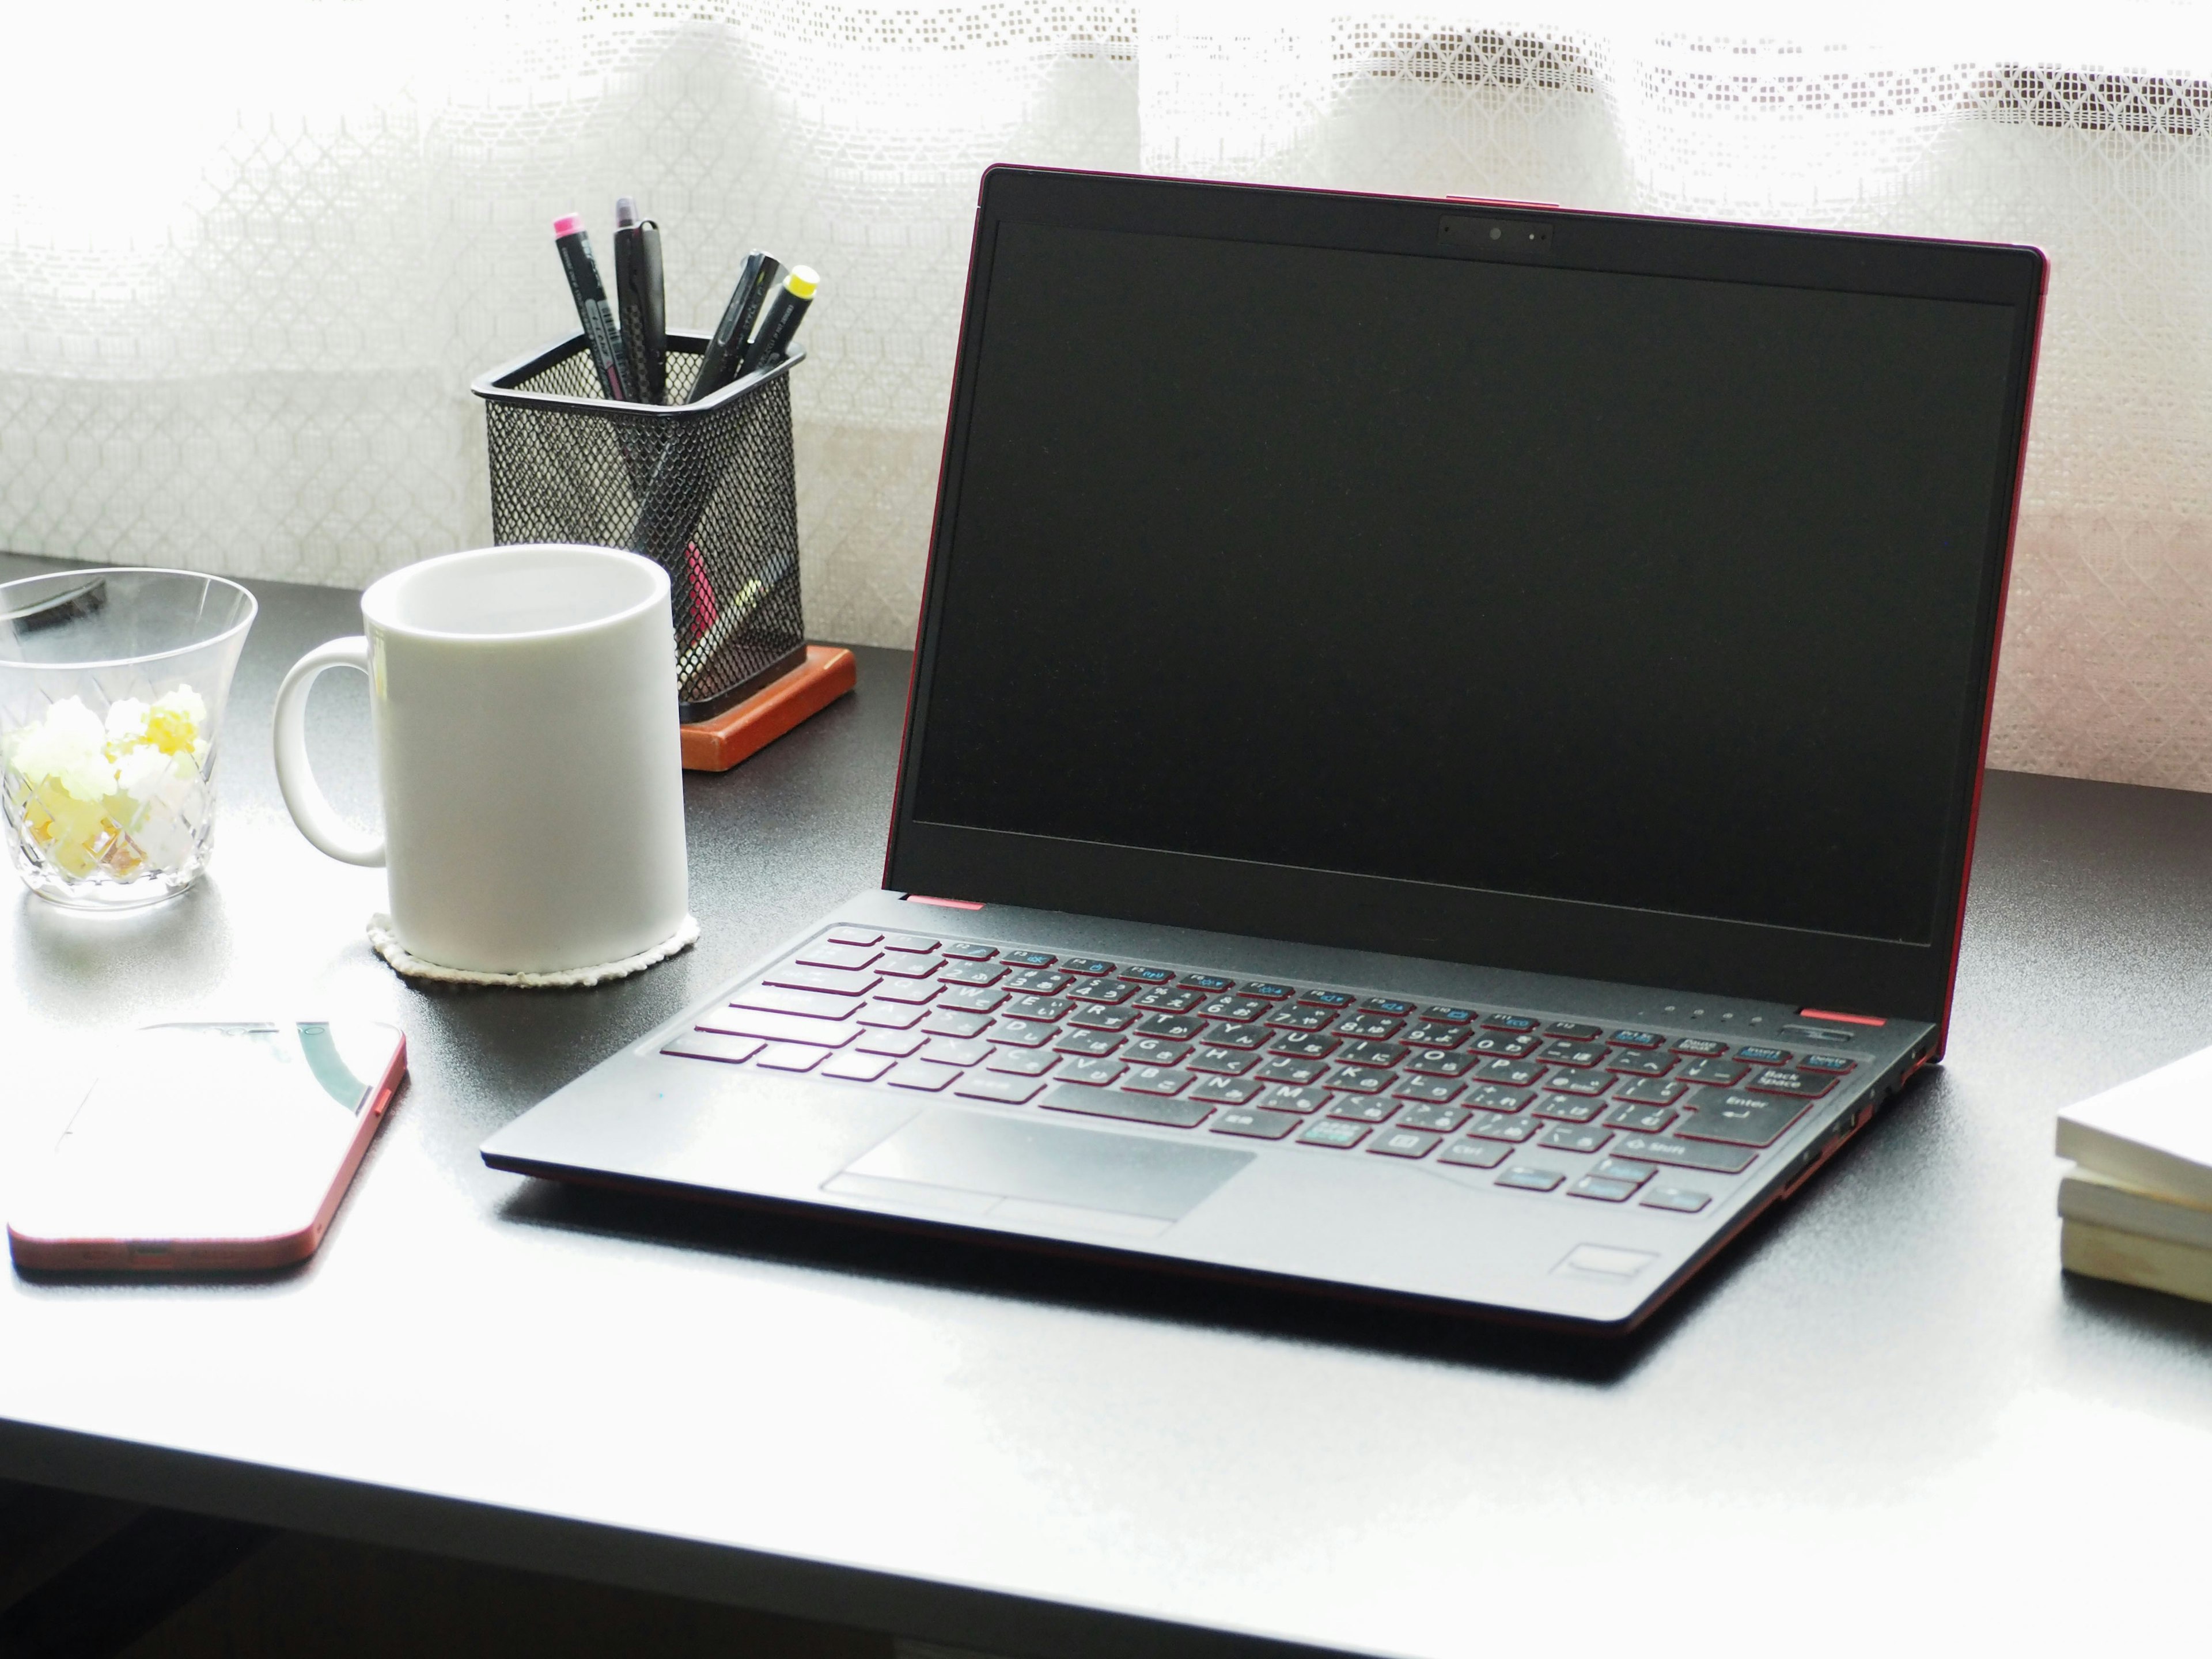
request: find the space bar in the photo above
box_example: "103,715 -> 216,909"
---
1040,1085 -> 1212,1129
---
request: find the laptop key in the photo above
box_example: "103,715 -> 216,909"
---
1327,1096 -> 1397,1123
820,1052 -> 895,1082
1463,1085 -> 1533,1113
1056,1057 -> 1126,1086
1607,1051 -> 1675,1077
1678,1058 -> 1747,1086
1187,1046 -> 1258,1076
1131,986 -> 1203,1013
874,954 -> 942,980
1328,1066 -> 1395,1096
828,927 -> 885,946
1481,1013 -> 1538,1032
1260,1084 -> 1329,1114
1673,1036 -> 1729,1056
1370,1128 -> 1440,1160
1745,1067 -> 1836,1097
699,1009 -> 861,1048
955,1073 -> 1047,1105
1733,1044 -> 1790,1065
1205,1021 -> 1270,1050
1393,1078 -> 1465,1106
1676,1094 -> 1810,1148
1119,1066 -> 1194,1096
1611,1029 -> 1663,1049
1299,988 -> 1356,1008
940,943 -> 997,961
1200,995 -> 1268,1023
1539,1040 -> 1606,1068
991,1019 -> 1059,1049
1181,973 -> 1236,993
858,1001 -> 929,1029
1211,1106 -> 1299,1139
1533,1096 -> 1605,1124
1056,1029 -> 1123,1056
1271,1033 -> 1341,1060
1004,969 -> 1070,995
1439,1139 -> 1509,1169
1266,1006 -> 1337,1033
1614,1076 -> 1687,1105
1421,1005 -> 1477,1025
757,1044 -> 826,1073
1404,1021 -> 1468,1048
1067,1005 -> 1138,1032
1605,1101 -> 1677,1133
1255,1055 -> 1327,1085
1188,1076 -> 1264,1106
1463,1111 -> 1538,1143
1002,994 -> 1071,1022
1042,1084 -> 1209,1128
1338,1040 -> 1408,1067
1594,1157 -> 1657,1187
872,981 -> 943,1007
1119,965 -> 1176,984
1547,1022 -> 1603,1040
1800,1053 -> 1857,1073
1000,950 -> 1055,967
1067,977 -> 1134,1004
885,1066 -> 964,1092
1474,1058 -> 1543,1086
857,1031 -> 929,1058
1541,1070 -> 1609,1097
922,1037 -> 991,1067
763,964 -> 880,997
733,984 -> 859,1020
938,986 -> 1009,1012
1404,1050 -> 1475,1077
1496,1166 -> 1565,1192
1569,1175 -> 1639,1203
1364,997 -> 1418,1016
1241,980 -> 1294,999
661,1032 -> 764,1065
1611,1134 -> 1757,1174
987,1048 -> 1060,1077
1061,957 -> 1113,975
1125,1038 -> 1191,1067
922,1009 -> 994,1039
939,962 -> 1007,987
881,933 -> 937,952
1298,1120 -> 1368,1149
1134,1012 -> 1206,1041
1539,1123 -> 1612,1154
798,942 -> 881,971
1642,1187 -> 1714,1213
1467,1031 -> 1539,1058
1397,1101 -> 1469,1132
1334,1013 -> 1403,1040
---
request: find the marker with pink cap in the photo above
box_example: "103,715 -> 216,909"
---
552,213 -> 627,402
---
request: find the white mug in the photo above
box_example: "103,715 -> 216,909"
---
272,544 -> 689,975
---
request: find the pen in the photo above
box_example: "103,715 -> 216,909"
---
737,266 -> 819,380
612,196 -> 666,406
691,252 -> 780,402
552,214 -> 627,402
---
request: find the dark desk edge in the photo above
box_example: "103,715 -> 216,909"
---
0,1421 -> 1363,1659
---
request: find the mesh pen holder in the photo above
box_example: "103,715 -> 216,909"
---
473,331 -> 807,722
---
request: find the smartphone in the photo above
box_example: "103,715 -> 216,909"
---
9,1021 -> 406,1272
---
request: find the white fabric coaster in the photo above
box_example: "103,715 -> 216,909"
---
366,913 -> 699,989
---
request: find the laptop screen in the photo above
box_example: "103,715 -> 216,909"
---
907,217 -> 2022,948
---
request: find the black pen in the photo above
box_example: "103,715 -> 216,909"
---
691,252 -> 781,402
552,213 -> 626,402
736,266 -> 819,379
612,196 -> 666,406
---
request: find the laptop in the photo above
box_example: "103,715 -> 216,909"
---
482,166 -> 2044,1332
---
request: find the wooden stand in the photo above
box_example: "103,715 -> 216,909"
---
679,645 -> 856,772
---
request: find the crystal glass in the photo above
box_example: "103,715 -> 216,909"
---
0,569 -> 257,910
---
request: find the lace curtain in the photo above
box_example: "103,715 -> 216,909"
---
2,2 -> 2207,785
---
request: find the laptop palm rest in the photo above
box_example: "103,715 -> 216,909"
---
827,1111 -> 1252,1239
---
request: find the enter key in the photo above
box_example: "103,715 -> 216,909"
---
1675,1087 -> 1813,1148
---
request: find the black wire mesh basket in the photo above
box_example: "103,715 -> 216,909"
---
472,331 -> 807,721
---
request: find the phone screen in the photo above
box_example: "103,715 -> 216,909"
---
14,1021 -> 403,1251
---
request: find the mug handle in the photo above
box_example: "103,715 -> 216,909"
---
272,637 -> 386,868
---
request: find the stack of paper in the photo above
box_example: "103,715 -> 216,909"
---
2057,1046 -> 2212,1304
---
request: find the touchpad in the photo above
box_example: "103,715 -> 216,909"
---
826,1109 -> 1252,1237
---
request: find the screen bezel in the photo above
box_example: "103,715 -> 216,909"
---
884,166 -> 2045,1027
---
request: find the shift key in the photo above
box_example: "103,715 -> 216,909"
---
697,1007 -> 861,1048
760,964 -> 881,997
1609,1134 -> 1758,1175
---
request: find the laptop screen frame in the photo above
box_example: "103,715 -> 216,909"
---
883,165 -> 2046,1029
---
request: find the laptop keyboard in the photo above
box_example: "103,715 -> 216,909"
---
660,927 -> 1867,1215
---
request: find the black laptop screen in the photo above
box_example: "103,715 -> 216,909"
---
907,219 -> 2020,946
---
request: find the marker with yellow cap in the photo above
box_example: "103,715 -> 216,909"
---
736,266 -> 820,380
